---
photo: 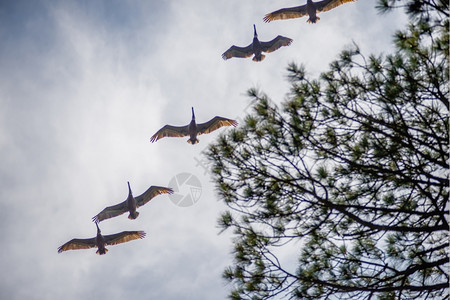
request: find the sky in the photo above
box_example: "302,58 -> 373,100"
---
0,1 -> 408,299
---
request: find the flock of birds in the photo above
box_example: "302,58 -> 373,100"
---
222,0 -> 356,61
58,0 -> 356,255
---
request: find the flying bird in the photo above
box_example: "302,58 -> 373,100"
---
150,107 -> 237,144
92,182 -> 173,223
263,0 -> 356,24
222,24 -> 292,62
57,223 -> 145,255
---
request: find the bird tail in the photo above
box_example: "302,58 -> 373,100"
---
128,211 -> 140,219
96,248 -> 108,255
252,54 -> 265,62
307,16 -> 319,24
187,139 -> 199,145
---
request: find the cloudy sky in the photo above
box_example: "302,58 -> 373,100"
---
0,1 -> 407,299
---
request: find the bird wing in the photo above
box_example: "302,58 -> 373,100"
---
135,186 -> 174,208
263,5 -> 307,23
316,0 -> 355,13
103,231 -> 146,246
58,237 -> 97,253
92,200 -> 128,223
260,36 -> 293,53
222,44 -> 254,60
197,117 -> 238,135
150,124 -> 190,142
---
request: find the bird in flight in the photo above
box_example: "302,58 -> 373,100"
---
58,222 -> 146,255
150,107 -> 237,144
92,182 -> 173,223
222,24 -> 292,62
263,0 -> 356,24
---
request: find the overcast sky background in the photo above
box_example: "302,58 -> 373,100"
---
0,1 -> 408,299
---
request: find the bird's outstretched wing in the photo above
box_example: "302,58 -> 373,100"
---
135,186 -> 174,208
92,201 -> 128,223
150,124 -> 190,142
103,231 -> 146,246
260,36 -> 293,53
263,5 -> 307,23
316,0 -> 356,13
58,237 -> 97,253
222,44 -> 253,60
197,117 -> 238,135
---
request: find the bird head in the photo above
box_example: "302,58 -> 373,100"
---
191,107 -> 195,120
253,24 -> 258,38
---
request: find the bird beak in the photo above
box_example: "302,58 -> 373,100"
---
253,24 -> 257,37
191,107 -> 195,120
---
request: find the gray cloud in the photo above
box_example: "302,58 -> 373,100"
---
0,1 -> 408,299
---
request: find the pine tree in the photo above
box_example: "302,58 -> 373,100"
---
207,1 -> 449,299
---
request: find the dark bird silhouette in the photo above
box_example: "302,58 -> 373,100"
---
263,0 -> 356,24
222,24 -> 292,62
150,107 -> 237,144
57,223 -> 145,255
92,182 -> 173,223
